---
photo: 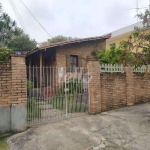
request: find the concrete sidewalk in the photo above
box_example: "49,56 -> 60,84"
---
8,103 -> 150,150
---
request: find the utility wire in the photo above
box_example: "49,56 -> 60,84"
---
9,0 -> 27,33
136,0 -> 139,23
20,0 -> 53,38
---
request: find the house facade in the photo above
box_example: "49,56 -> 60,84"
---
26,34 -> 110,67
25,34 -> 110,89
106,22 -> 149,51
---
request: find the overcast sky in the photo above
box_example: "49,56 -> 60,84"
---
1,0 -> 149,43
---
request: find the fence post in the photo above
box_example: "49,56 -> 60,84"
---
125,66 -> 135,106
11,53 -> 27,132
87,56 -> 101,114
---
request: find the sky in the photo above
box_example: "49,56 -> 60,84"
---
0,0 -> 149,43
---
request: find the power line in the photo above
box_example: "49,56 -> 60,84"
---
20,0 -> 53,38
136,0 -> 139,23
9,0 -> 27,33
10,0 -> 27,33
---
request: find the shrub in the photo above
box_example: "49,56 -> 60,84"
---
59,78 -> 82,95
48,78 -> 87,112
48,95 -> 87,113
27,80 -> 34,93
27,99 -> 41,119
0,47 -> 11,62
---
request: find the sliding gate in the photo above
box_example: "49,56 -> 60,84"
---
27,66 -> 89,126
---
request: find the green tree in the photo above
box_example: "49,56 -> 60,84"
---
136,9 -> 150,27
93,8 -> 150,67
93,46 -> 134,66
8,33 -> 37,50
0,47 -> 11,62
40,35 -> 78,46
0,3 -> 37,50
124,9 -> 150,65
0,13 -> 19,47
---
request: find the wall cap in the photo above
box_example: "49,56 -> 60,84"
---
10,51 -> 27,57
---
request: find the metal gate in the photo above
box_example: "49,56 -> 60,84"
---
26,66 -> 89,126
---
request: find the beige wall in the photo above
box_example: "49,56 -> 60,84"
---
106,29 -> 150,52
106,34 -> 130,49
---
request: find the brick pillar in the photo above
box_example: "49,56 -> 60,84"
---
11,56 -> 27,132
125,66 -> 135,106
0,62 -> 12,133
11,56 -> 26,105
87,56 -> 101,114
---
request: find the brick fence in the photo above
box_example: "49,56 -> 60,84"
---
1,55 -> 150,132
0,55 -> 27,133
88,58 -> 150,114
100,73 -> 127,111
100,73 -> 150,111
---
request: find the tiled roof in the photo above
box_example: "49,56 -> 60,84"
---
27,34 -> 111,56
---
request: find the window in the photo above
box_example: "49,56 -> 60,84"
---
110,43 -> 116,48
66,55 -> 82,72
70,55 -> 78,68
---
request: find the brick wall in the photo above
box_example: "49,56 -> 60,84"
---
0,62 -> 12,106
0,56 -> 27,107
100,72 -> 150,112
100,74 -> 127,112
87,58 -> 150,114
56,40 -> 105,67
134,75 -> 150,104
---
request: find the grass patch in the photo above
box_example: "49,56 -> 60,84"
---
0,133 -> 12,150
48,95 -> 87,113
27,99 -> 42,119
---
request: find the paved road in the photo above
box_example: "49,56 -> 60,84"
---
8,103 -> 150,150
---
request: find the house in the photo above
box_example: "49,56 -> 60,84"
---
26,34 -> 111,67
25,34 -> 111,91
106,22 -> 148,50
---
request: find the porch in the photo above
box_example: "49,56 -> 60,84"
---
26,48 -> 56,88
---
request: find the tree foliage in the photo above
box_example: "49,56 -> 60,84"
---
40,35 -> 78,46
0,3 -> 37,50
0,13 -> 18,47
136,9 -> 150,27
93,45 -> 137,66
0,47 -> 11,62
124,9 -> 150,65
93,8 -> 150,67
8,34 -> 37,50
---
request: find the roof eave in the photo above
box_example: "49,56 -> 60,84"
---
27,34 -> 111,56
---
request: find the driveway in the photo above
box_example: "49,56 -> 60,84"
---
8,103 -> 150,150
